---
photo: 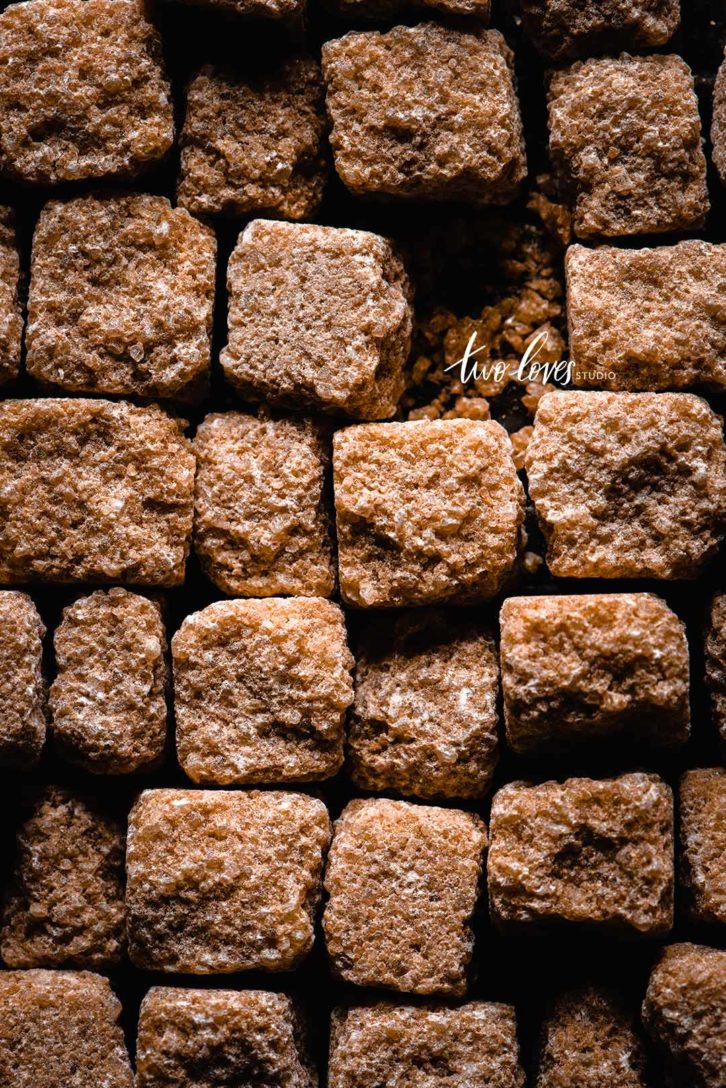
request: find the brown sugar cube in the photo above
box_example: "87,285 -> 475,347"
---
50,589 -> 168,775
643,943 -> 726,1088
0,969 -> 133,1088
1,786 -> 125,969
329,1002 -> 524,1088
566,242 -> 726,391
487,773 -> 674,935
522,0 -> 679,61
536,987 -> 648,1088
334,419 -> 525,608
713,51 -> 726,186
182,0 -> 304,19
178,60 -> 327,221
547,54 -> 708,239
0,591 -> 46,769
0,0 -> 173,186
221,219 -> 412,420
321,24 -> 526,204
26,194 -> 215,401
499,593 -> 690,756
525,392 -> 726,580
680,769 -> 726,926
172,598 -> 353,785
323,798 -> 486,995
330,0 -> 490,18
705,593 -> 726,753
193,412 -> 335,598
126,788 -> 331,973
0,399 -> 195,587
348,609 -> 500,801
0,208 -> 22,384
137,988 -> 315,1088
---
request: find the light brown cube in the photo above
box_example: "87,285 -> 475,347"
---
522,0 -> 679,61
499,593 -> 690,755
50,589 -> 168,774
705,593 -> 726,753
487,773 -> 674,935
178,60 -> 327,221
0,399 -> 195,587
1,787 -> 125,969
566,242 -> 726,391
323,798 -> 486,995
193,412 -> 335,598
126,788 -> 331,973
27,194 -> 215,400
136,988 -> 315,1088
221,219 -> 412,420
334,419 -> 525,607
712,50 -> 726,186
525,392 -> 726,580
348,609 -> 500,800
0,0 -> 173,185
172,598 -> 353,785
0,208 -> 22,384
548,54 -> 708,238
0,591 -> 46,769
680,769 -> 726,926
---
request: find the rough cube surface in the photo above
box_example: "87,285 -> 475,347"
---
680,769 -> 726,926
178,60 -> 327,221
643,943 -> 726,1088
221,219 -> 411,420
348,609 -> 500,800
0,591 -> 46,769
0,399 -> 195,586
536,987 -> 648,1087
126,788 -> 331,973
522,0 -> 679,60
330,0 -> 490,17
705,593 -> 726,753
526,392 -> 726,580
193,412 -> 335,597
50,589 -> 168,774
182,0 -> 304,18
487,773 -> 674,935
0,0 -> 173,185
0,969 -> 133,1088
0,208 -> 22,384
712,51 -> 726,186
27,194 -> 215,400
136,988 -> 315,1088
172,598 -> 353,785
1,786 -> 125,969
329,1002 -> 524,1088
323,798 -> 486,995
322,24 -> 526,204
547,54 -> 708,238
566,242 -> 726,391
334,419 -> 524,607
499,593 -> 690,755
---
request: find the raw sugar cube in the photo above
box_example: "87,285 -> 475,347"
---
679,769 -> 726,926
0,591 -> 46,769
0,208 -> 22,384
705,593 -> 726,753
330,0 -> 490,17
712,49 -> 726,186
522,0 -> 679,61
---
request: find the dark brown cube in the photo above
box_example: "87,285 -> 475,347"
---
522,0 -> 679,61
705,593 -> 726,754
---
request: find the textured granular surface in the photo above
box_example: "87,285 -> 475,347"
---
183,0 -> 304,18
178,60 -> 327,221
0,786 -> 125,969
26,194 -> 215,400
0,399 -> 195,586
499,593 -> 690,755
136,988 -> 315,1088
323,798 -> 486,995
172,598 -> 353,785
0,0 -> 174,185
547,54 -> 708,239
679,769 -> 726,926
0,591 -> 46,770
642,943 -> 726,1088
221,219 -> 411,419
126,788 -> 331,973
193,412 -> 335,598
566,242 -> 726,391
0,208 -> 22,384
321,24 -> 526,204
705,593 -> 726,753
330,0 -> 490,18
348,609 -> 500,800
50,589 -> 168,775
521,0 -> 679,60
487,773 -> 674,934
536,987 -> 648,1087
712,51 -> 726,186
525,392 -> 726,580
334,418 -> 525,607
0,969 -> 133,1088
329,1002 -> 524,1088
